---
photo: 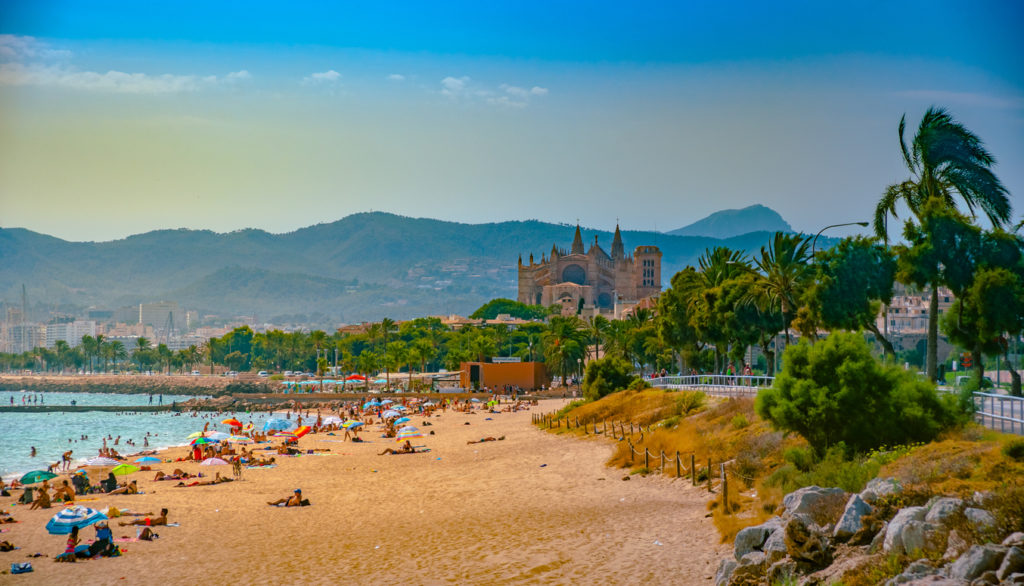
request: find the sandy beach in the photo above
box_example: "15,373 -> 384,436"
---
3,400 -> 726,584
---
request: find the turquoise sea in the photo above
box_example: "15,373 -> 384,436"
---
0,391 -> 284,481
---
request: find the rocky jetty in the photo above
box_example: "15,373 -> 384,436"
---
714,480 -> 1024,585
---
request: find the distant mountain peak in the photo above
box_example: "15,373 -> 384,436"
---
666,204 -> 792,238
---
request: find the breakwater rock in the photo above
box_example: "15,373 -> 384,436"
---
714,480 -> 1023,585
0,374 -> 274,397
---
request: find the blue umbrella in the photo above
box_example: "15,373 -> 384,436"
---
363,401 -> 380,409
380,409 -> 401,419
394,417 -> 411,424
46,506 -> 107,535
20,470 -> 57,485
263,418 -> 293,431
134,456 -> 161,464
393,405 -> 408,411
380,399 -> 394,405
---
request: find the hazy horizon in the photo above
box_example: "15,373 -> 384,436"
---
2,2 -> 1022,242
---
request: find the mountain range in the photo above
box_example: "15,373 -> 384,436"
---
0,208 -> 809,325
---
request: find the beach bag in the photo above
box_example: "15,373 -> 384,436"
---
10,562 -> 33,574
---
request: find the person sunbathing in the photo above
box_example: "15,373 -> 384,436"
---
379,440 -> 417,455
267,489 -> 305,507
120,508 -> 168,526
467,436 -> 505,444
53,480 -> 76,502
109,480 -> 138,495
29,488 -> 51,510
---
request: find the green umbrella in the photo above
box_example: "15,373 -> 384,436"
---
110,463 -> 139,476
19,470 -> 57,485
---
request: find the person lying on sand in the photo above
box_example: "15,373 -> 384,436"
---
174,472 -> 233,487
109,480 -> 138,495
119,508 -> 168,527
379,440 -> 417,455
267,489 -> 307,507
467,436 -> 506,445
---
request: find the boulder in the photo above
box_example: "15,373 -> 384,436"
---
948,544 -> 1009,582
849,512 -> 885,546
728,552 -> 766,586
925,497 -> 964,525
782,486 -> 847,526
1005,533 -> 1024,548
1008,573 -> 1024,584
714,558 -> 737,586
861,477 -> 902,504
884,506 -> 927,554
943,529 -> 970,561
997,547 -> 1024,582
963,508 -> 996,533
886,559 -> 940,585
783,514 -> 831,568
869,521 -> 888,554
900,520 -> 948,556
834,494 -> 873,543
762,528 -> 788,564
765,557 -> 798,584
733,518 -> 782,560
970,570 -> 999,585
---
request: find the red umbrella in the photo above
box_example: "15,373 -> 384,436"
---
345,374 -> 366,381
294,426 -> 311,438
221,418 -> 242,427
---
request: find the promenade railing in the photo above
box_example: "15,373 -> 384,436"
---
973,392 -> 1024,436
648,374 -> 774,397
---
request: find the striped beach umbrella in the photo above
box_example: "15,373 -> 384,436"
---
263,418 -> 292,432
341,420 -> 364,429
45,506 -> 107,535
85,457 -> 119,467
205,431 -> 230,441
134,456 -> 161,464
228,435 -> 253,444
200,457 -> 230,466
396,427 -> 423,441
380,409 -> 401,419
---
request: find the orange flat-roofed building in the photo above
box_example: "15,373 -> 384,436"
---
459,361 -> 549,391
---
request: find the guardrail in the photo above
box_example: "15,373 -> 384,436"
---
974,392 -> 1024,435
648,374 -> 774,396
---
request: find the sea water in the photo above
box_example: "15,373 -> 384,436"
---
0,391 -> 286,480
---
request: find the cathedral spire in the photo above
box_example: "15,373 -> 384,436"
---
571,224 -> 585,255
611,223 -> 624,260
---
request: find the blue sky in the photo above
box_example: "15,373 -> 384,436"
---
1,1 -> 1022,241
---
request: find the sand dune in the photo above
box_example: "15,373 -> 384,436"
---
4,400 -> 726,584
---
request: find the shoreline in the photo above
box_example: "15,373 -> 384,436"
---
3,400 -> 728,583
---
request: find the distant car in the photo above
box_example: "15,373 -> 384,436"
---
226,371 -> 238,377
284,370 -> 294,377
190,370 -> 201,376
258,371 -> 269,377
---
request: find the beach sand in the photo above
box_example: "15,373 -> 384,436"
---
4,400 -> 727,584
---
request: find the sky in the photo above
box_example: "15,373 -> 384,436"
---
1,1 -> 1022,242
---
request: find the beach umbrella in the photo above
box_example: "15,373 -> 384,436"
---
200,458 -> 230,466
423,401 -> 435,407
186,431 -> 206,439
341,420 -> 363,429
205,431 -> 230,441
191,437 -> 214,446
294,426 -> 311,438
362,400 -> 380,409
380,399 -> 394,405
221,418 -> 242,427
110,464 -> 139,476
85,457 -> 119,467
470,398 -> 481,403
19,470 -> 57,485
263,418 -> 292,431
322,416 -> 343,426
45,506 -> 107,535
380,409 -> 400,419
393,405 -> 408,411
373,378 -> 388,385
228,435 -> 253,444
134,456 -> 161,464
396,427 -> 423,441
345,374 -> 366,381
394,417 -> 411,425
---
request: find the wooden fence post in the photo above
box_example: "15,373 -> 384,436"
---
644,448 -> 650,470
691,454 -> 696,486
706,458 -> 712,493
660,450 -> 665,474
675,451 -> 680,478
630,422 -> 634,435
721,463 -> 728,513
603,420 -> 607,434
575,416 -> 579,429
628,441 -> 634,464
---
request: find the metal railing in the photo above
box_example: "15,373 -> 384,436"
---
648,374 -> 774,396
974,392 -> 1024,435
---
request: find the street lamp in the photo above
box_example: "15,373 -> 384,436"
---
811,222 -> 869,256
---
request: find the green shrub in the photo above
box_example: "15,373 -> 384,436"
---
731,414 -> 750,430
1004,438 -> 1024,462
582,357 -> 634,401
627,376 -> 651,391
269,373 -> 284,380
554,399 -> 585,418
674,390 -> 706,415
755,331 -> 964,457
784,446 -> 814,472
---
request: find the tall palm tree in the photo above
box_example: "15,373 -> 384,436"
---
542,316 -> 587,385
875,107 -> 1011,380
585,315 -> 610,360
751,233 -> 813,346
380,318 -> 397,388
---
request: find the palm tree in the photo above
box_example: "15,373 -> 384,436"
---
875,107 -> 1012,380
585,315 -> 610,360
542,316 -> 587,385
750,233 -> 813,349
380,318 -> 397,389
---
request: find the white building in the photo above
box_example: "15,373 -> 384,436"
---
45,320 -> 97,349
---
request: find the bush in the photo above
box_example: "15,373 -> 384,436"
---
731,414 -> 750,429
627,376 -> 651,391
582,357 -> 634,401
755,332 -> 964,457
1003,438 -> 1024,462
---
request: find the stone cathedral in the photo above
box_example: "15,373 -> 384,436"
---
517,224 -> 662,317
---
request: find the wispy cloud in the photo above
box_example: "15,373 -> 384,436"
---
387,73 -> 405,82
302,69 -> 341,85
439,77 -> 549,108
0,63 -> 252,94
0,34 -> 72,61
894,89 -> 1024,110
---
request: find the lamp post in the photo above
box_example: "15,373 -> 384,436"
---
811,222 -> 869,256
577,358 -> 583,396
